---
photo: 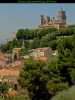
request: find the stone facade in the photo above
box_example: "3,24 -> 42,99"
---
29,47 -> 53,61
39,8 -> 67,30
12,48 -> 22,62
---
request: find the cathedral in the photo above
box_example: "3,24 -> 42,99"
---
39,8 -> 67,30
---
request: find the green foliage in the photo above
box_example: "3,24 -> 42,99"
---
0,82 -> 9,95
51,85 -> 75,100
70,68 -> 75,84
0,96 -> 4,100
18,58 -> 68,100
18,59 -> 51,100
1,25 -> 75,100
55,34 -> 75,86
48,40 -> 57,50
40,36 -> 49,47
16,29 -> 25,40
1,26 -> 75,53
16,28 -> 57,40
47,56 -> 59,72
47,82 -> 68,95
0,28 -> 58,52
18,58 -> 47,87
56,36 -> 73,53
20,48 -> 28,56
0,39 -> 22,53
31,38 -> 40,49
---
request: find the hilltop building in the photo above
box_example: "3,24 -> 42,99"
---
39,8 -> 67,30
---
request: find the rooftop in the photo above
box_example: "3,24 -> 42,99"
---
31,47 -> 51,51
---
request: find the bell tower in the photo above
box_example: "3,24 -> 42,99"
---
57,8 -> 66,24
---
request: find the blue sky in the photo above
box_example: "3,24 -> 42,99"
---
0,3 -> 75,43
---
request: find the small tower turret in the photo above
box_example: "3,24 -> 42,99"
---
40,15 -> 45,25
57,8 -> 66,24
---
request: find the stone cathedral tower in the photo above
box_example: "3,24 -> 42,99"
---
57,8 -> 66,24
39,8 -> 67,30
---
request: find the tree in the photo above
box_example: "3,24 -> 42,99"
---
51,85 -> 75,100
40,36 -> 48,47
70,68 -> 75,84
56,36 -> 75,85
18,59 -> 51,100
16,29 -> 25,40
31,38 -> 40,49
18,58 -> 68,100
0,82 -> 9,96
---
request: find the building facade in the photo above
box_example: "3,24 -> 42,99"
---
12,48 -> 22,62
29,47 -> 53,61
39,8 -> 67,30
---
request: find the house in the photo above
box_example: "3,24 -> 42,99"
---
0,60 -> 22,88
12,48 -> 22,61
29,47 -> 53,61
0,52 -> 9,67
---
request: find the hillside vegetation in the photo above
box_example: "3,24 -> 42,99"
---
51,85 -> 75,100
0,26 -> 75,100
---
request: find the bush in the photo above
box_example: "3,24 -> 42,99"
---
47,81 -> 68,96
70,68 -> 75,84
0,82 -> 9,95
51,85 -> 75,100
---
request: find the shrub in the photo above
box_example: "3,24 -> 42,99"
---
51,85 -> 75,100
